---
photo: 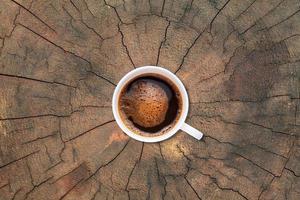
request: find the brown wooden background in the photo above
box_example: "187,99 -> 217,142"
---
0,0 -> 299,199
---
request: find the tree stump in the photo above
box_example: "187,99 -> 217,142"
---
0,0 -> 299,199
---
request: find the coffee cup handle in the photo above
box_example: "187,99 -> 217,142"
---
180,123 -> 203,140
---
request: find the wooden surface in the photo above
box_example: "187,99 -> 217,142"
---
0,0 -> 299,199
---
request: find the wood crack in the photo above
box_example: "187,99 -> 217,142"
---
51,164 -> 83,184
59,178 -> 84,200
195,170 -> 248,200
158,143 -> 165,160
86,70 -> 117,86
223,42 -> 244,73
174,29 -> 206,74
69,0 -> 104,40
85,139 -> 130,181
258,9 -> 300,32
0,7 -> 20,55
258,133 -> 298,199
209,0 -> 231,33
157,20 -> 171,66
179,0 -> 194,22
176,145 -> 202,199
24,176 -> 53,199
198,71 -> 224,83
234,0 -> 257,21
204,135 -> 238,148
103,0 -> 141,74
241,120 -> 293,136
257,176 -> 275,200
0,183 -> 9,190
125,142 -> 144,199
248,143 -> 288,159
161,0 -> 166,16
222,29 -> 235,53
12,188 -> 22,200
10,0 -> 56,32
1,1 -> 299,199
192,113 -> 293,139
103,0 -> 125,24
184,177 -> 202,200
175,0 -> 232,74
44,145 -> 54,164
239,0 -> 285,35
58,119 -> 66,163
46,160 -> 63,172
284,167 -> 300,177
22,132 -> 58,145
117,23 -> 136,68
154,158 -> 167,200
64,119 -> 115,142
18,23 -> 117,86
0,73 -> 76,88
0,111 -> 80,121
203,136 -> 285,175
191,94 -> 294,104
18,23 -> 89,65
233,152 -> 277,177
0,150 -> 39,170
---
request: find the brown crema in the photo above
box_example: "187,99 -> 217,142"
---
118,74 -> 182,137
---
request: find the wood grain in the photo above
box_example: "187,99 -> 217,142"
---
0,0 -> 299,199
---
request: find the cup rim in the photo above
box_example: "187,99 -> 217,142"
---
112,66 -> 189,142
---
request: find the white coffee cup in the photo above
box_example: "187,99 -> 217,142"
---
112,66 -> 203,143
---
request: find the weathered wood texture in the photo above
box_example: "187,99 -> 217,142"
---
0,0 -> 299,199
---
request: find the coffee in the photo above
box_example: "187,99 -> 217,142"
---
118,74 -> 182,137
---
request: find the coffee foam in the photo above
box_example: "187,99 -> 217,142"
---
121,79 -> 170,128
118,74 -> 182,137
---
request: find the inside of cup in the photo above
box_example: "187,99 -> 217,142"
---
112,66 -> 189,142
